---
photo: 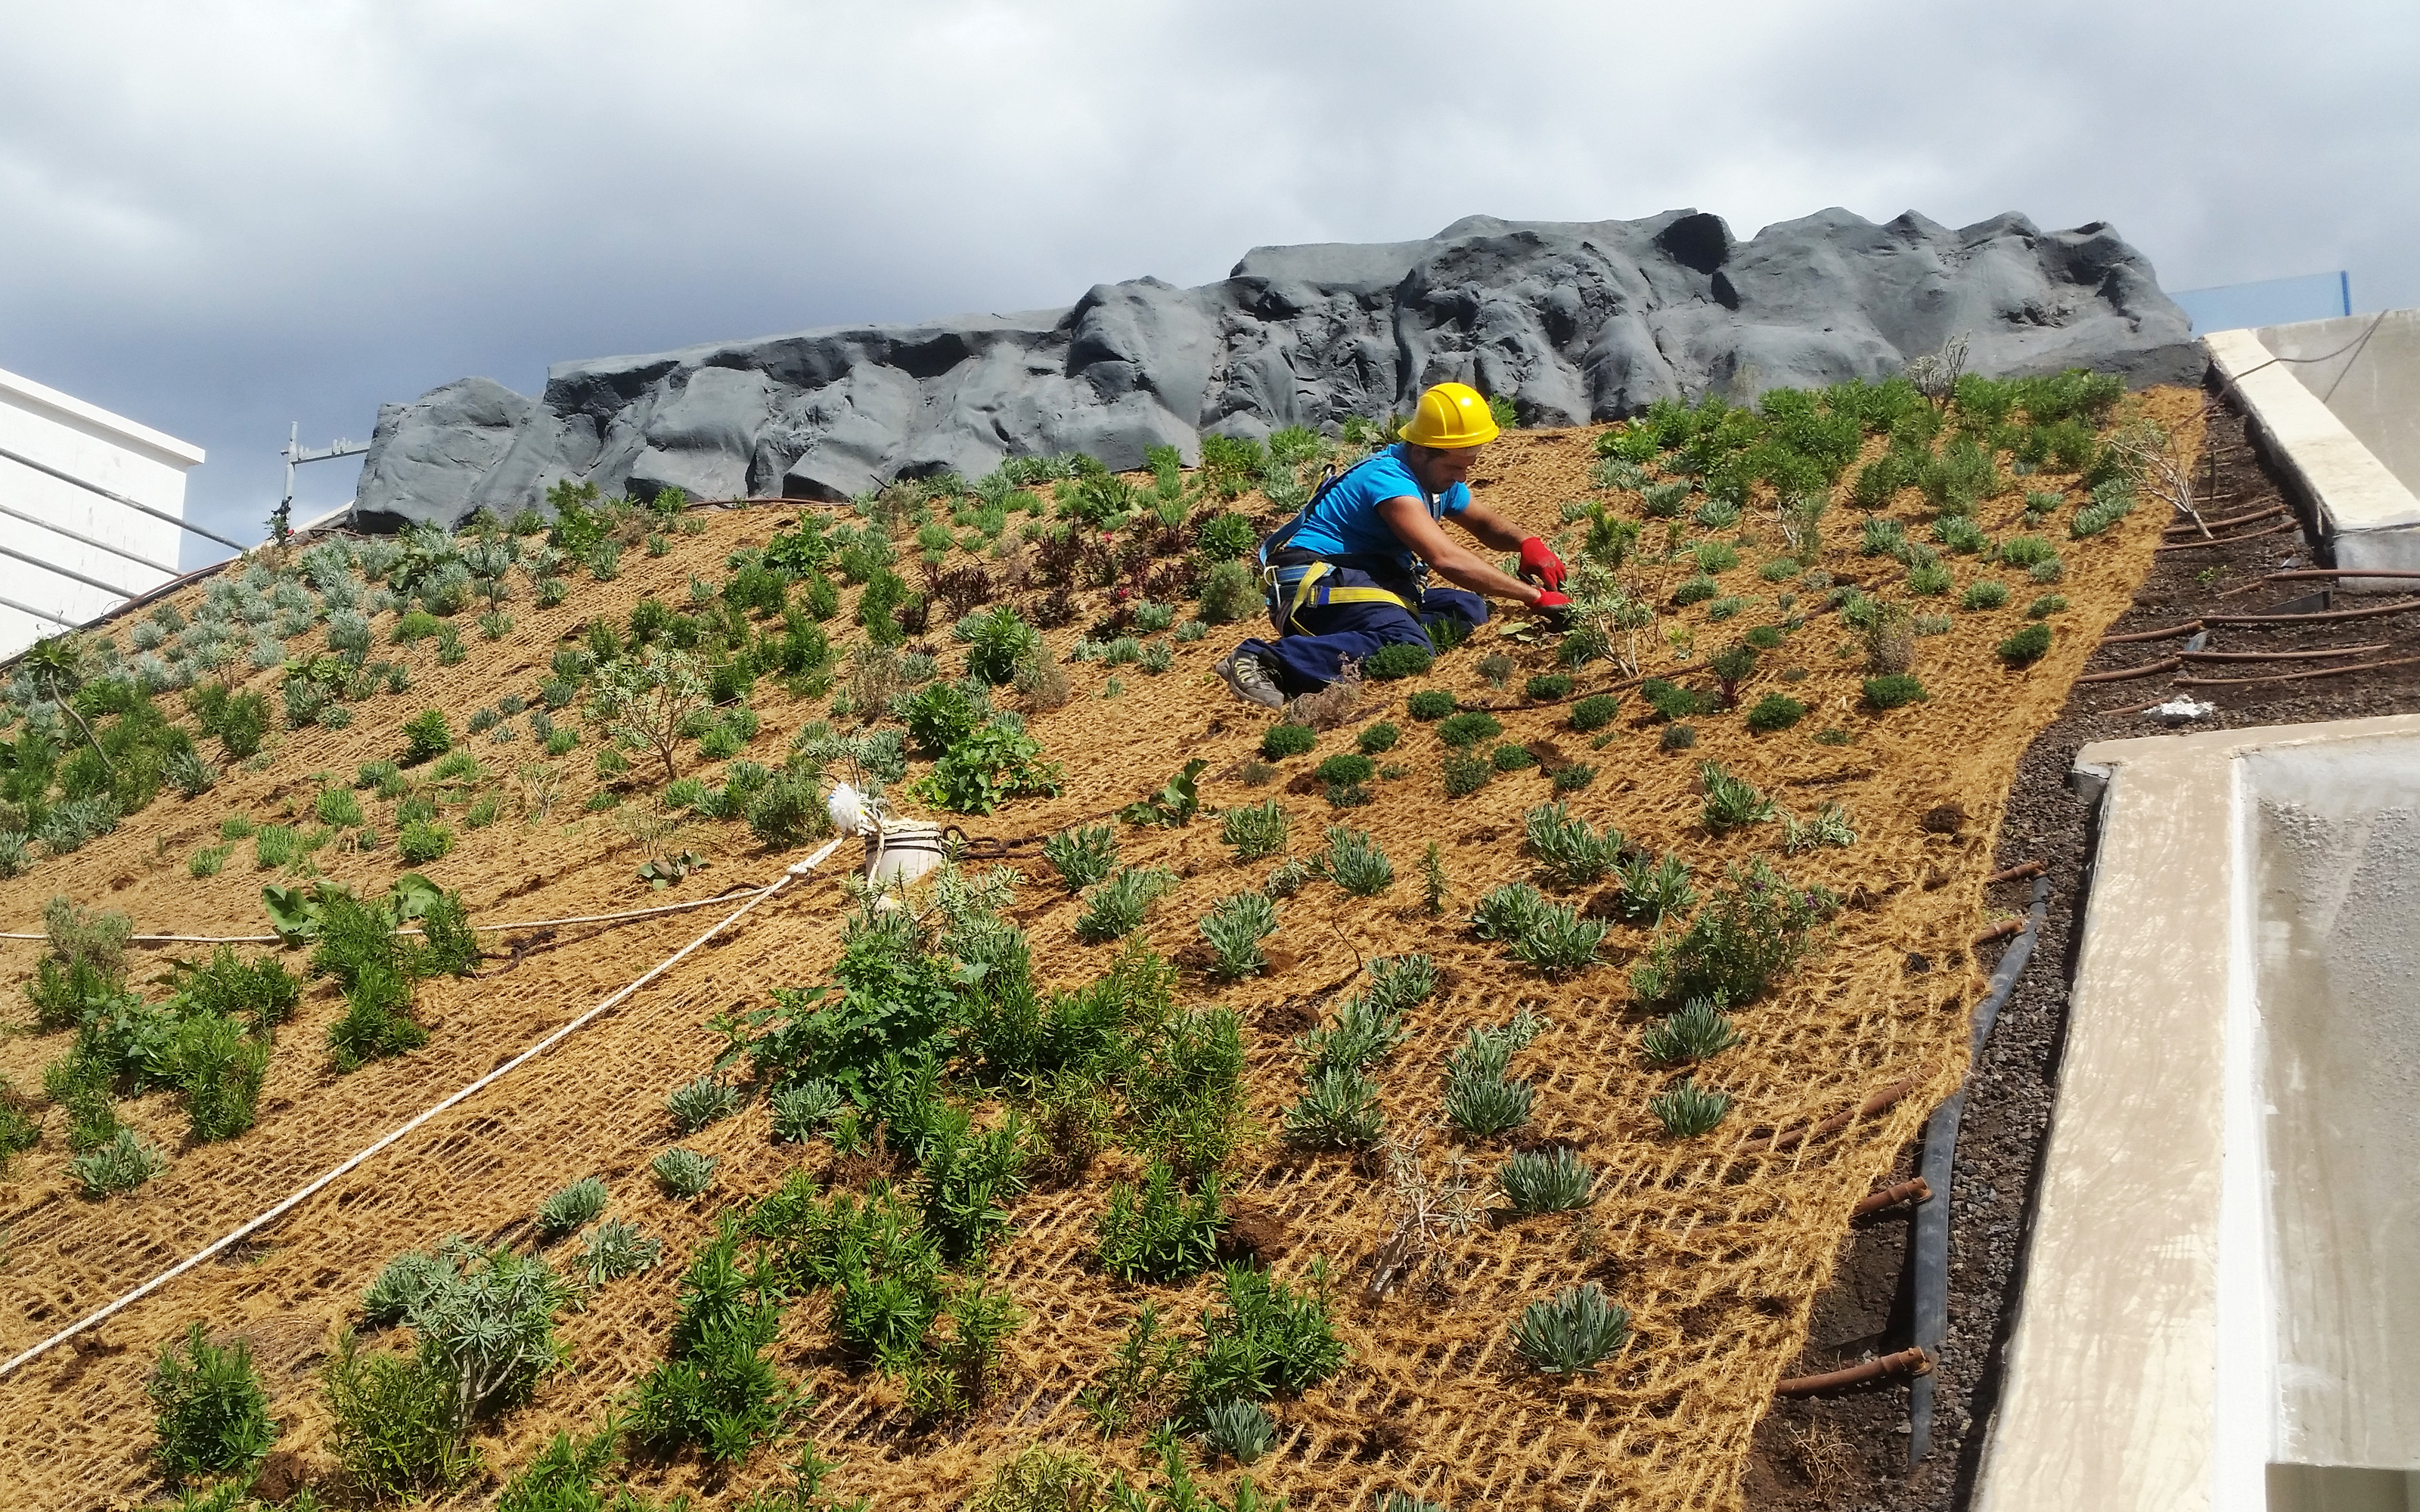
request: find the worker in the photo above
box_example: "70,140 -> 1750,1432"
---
1215,380 -> 1570,709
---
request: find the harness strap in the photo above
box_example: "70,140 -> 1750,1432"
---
1276,561 -> 1413,634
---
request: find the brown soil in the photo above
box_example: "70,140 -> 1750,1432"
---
0,392 -> 2203,1510
1744,386 -> 2420,1510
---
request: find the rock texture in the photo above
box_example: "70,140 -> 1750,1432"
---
355,207 -> 2199,528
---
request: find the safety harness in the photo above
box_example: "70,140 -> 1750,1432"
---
1255,449 -> 1450,634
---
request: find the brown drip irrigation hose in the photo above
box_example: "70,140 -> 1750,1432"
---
1777,1346 -> 1932,1397
2153,522 -> 2291,552
2207,597 -> 2420,627
2163,504 -> 2285,535
2077,656 -> 2181,684
2180,643 -> 2386,664
1984,860 -> 2046,885
2099,619 -> 2202,645
2175,654 -> 2420,689
1972,919 -> 2023,946
1852,1177 -> 1931,1217
1739,1077 -> 1918,1156
2263,567 -> 2420,583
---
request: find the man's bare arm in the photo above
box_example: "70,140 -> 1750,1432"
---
1376,496 -> 1544,604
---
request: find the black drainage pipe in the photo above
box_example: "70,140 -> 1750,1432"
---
1909,873 -> 2052,1464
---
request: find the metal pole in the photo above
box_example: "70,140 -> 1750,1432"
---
0,592 -> 79,629
0,497 -> 182,576
0,442 -> 253,554
0,539 -> 144,600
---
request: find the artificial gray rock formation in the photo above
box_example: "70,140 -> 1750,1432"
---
355,206 -> 2199,528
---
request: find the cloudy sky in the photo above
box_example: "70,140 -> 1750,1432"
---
3,0 -> 2411,565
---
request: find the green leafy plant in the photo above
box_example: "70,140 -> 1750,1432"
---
1297,994 -> 1407,1078
1862,673 -> 1928,710
401,708 -> 454,765
1780,802 -> 1857,854
1525,673 -> 1572,701
322,1328 -> 477,1498
397,818 -> 454,865
1219,800 -> 1288,860
956,606 -> 1042,686
1199,891 -> 1279,979
666,1075 -> 743,1133
1182,1263 -> 1346,1411
1640,998 -> 1741,1066
1490,742 -> 1535,773
1641,679 -> 1705,721
1441,748 -> 1490,798
1357,721 -> 1401,755
652,1147 -> 717,1199
1551,762 -> 1596,793
148,1322 -> 275,1486
1042,823 -> 1119,891
1961,578 -> 2011,611
2026,593 -> 2068,619
1362,643 -> 1435,680
1444,1072 -> 1534,1137
1199,1397 -> 1277,1467
1404,690 -> 1456,720
1998,621 -> 2052,665
1435,711 -> 1502,749
1745,694 -> 1806,733
1096,1160 -> 1226,1282
911,717 -> 1063,815
1649,1077 -> 1731,1136
535,1176 -> 609,1238
73,1127 -> 167,1195
1631,859 -> 1836,1007
1512,1283 -> 1629,1375
1282,1066 -> 1385,1149
1565,694 -> 1621,733
1312,753 -> 1375,787
769,1078 -> 845,1144
1497,1147 -> 1595,1213
1699,761 -> 1775,831
1320,826 -> 1392,895
1075,866 -> 1177,943
1522,802 -> 1623,888
578,1219 -> 662,1287
1119,759 -> 1207,827
1259,723 -> 1316,760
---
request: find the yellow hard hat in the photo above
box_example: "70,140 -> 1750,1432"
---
1398,381 -> 1501,449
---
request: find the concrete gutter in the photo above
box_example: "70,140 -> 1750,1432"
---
2205,324 -> 2420,588
1975,712 -> 2420,1512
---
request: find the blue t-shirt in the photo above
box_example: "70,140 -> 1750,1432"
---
1278,443 -> 1470,572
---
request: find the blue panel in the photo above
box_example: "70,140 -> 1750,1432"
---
2171,271 -> 2353,334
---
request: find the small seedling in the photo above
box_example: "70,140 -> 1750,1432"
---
1404,690 -> 1457,720
1525,674 -> 1571,701
1199,891 -> 1279,979
1862,673 -> 1928,710
1420,841 -> 1447,916
1476,652 -> 1514,687
1512,1283 -> 1629,1375
652,1147 -> 716,1198
1649,1077 -> 1732,1136
1998,622 -> 2052,665
1640,999 -> 1740,1066
1357,722 -> 1401,755
1441,749 -> 1490,797
1221,801 -> 1289,861
1745,694 -> 1806,733
1497,1147 -> 1595,1213
1076,866 -> 1177,943
1445,1073 -> 1534,1137
1262,856 -> 1319,898
1490,742 -> 1536,772
1042,823 -> 1119,891
1362,644 -> 1434,680
536,1176 -> 610,1237
1781,802 -> 1857,854
73,1129 -> 168,1196
1435,711 -> 1502,749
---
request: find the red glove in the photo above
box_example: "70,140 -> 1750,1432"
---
1533,589 -> 1573,627
1519,537 -> 1566,590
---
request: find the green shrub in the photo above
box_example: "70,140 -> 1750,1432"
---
401,708 -> 453,765
1631,860 -> 1838,1007
315,787 -> 364,826
1998,622 -> 2053,665
536,1176 -> 609,1238
1699,761 -> 1774,830
1525,674 -> 1571,701
1640,999 -> 1740,1066
1671,575 -> 1720,606
1641,679 -> 1705,720
1497,1147 -> 1595,1213
1436,711 -> 1502,748
1219,800 -> 1288,861
652,1147 -> 717,1199
397,819 -> 454,865
73,1127 -> 168,1196
1199,891 -> 1279,979
1441,749 -> 1489,797
1512,1284 -> 1628,1375
1961,578 -> 2011,611
1298,995 -> 1406,1080
1362,643 -> 1434,680
1446,1070 -> 1535,1136
1321,826 -> 1392,895
1996,533 -> 2059,568
1862,673 -> 1928,710
321,1329 -> 476,1499
1096,1160 -> 1225,1281
1404,690 -> 1457,720
1491,742 -> 1535,772
1933,515 -> 1990,555
1312,753 -> 1374,787
1649,1077 -> 1731,1136
169,1015 -> 271,1142
666,1075 -> 743,1134
1907,562 -> 1953,596
1357,721 -> 1401,755
579,1219 -> 663,1287
1550,762 -> 1596,793
1567,694 -> 1621,732
956,606 -> 1041,686
1745,694 -> 1806,733
1259,723 -> 1316,760
1075,866 -> 1177,943
1181,1264 -> 1345,1410
1042,823 -> 1119,891
910,717 -> 1063,815
1522,802 -> 1622,888
1196,560 -> 1259,624
149,1322 -> 275,1486
1660,724 -> 1696,751
1199,1397 -> 1276,1467
2026,593 -> 2068,619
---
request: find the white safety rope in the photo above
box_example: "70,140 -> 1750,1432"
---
0,835 -> 846,1381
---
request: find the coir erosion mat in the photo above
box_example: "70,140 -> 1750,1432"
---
0,386 -> 2199,1510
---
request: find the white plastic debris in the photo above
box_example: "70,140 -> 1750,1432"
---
827,781 -> 869,835
2145,697 -> 2215,724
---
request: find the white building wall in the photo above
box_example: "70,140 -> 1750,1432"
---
0,364 -> 206,662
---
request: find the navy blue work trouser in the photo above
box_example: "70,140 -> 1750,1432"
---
1233,578 -> 1489,696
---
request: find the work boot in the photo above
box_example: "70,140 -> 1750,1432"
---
1215,651 -> 1284,710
